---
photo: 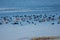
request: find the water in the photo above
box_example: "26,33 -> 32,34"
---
0,0 -> 60,40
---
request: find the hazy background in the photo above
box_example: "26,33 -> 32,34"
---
0,0 -> 60,8
0,0 -> 60,40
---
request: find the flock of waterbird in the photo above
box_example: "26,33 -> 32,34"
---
0,13 -> 60,25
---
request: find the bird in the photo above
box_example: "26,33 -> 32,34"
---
57,16 -> 60,20
26,20 -> 30,24
43,14 -> 47,18
57,21 -> 60,24
51,22 -> 54,25
0,19 -> 2,25
24,15 -> 27,17
2,17 -> 9,24
12,22 -> 19,25
39,14 -> 42,18
0,22 -> 2,25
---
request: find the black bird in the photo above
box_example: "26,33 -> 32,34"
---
57,22 -> 60,24
12,22 -> 19,25
31,22 -> 34,24
58,16 -> 60,20
51,22 -> 54,25
52,15 -> 55,17
0,22 -> 2,25
27,20 -> 30,24
24,15 -> 27,17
